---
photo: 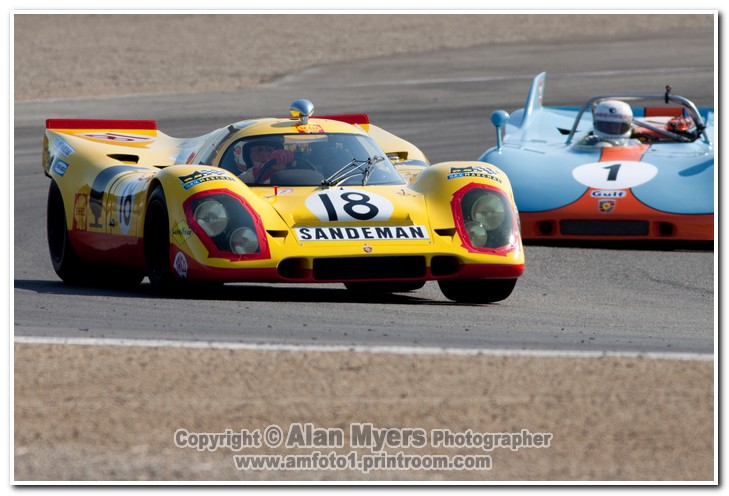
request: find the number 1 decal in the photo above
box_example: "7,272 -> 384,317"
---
603,163 -> 622,181
306,188 -> 393,222
572,161 -> 657,190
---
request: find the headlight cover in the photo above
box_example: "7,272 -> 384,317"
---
459,188 -> 515,250
193,199 -> 229,237
184,191 -> 267,260
229,226 -> 259,254
471,193 -> 505,230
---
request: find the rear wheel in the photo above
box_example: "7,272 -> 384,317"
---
144,186 -> 176,289
438,279 -> 517,304
47,181 -> 144,287
344,281 -> 426,293
47,181 -> 91,284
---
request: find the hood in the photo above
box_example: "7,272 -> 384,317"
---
258,185 -> 432,232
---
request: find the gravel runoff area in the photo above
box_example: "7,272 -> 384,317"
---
15,344 -> 713,481
13,13 -> 715,482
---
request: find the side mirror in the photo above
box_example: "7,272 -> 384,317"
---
490,110 -> 510,152
290,99 -> 315,125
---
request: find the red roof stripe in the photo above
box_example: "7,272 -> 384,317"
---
46,119 -> 158,130
316,114 -> 369,126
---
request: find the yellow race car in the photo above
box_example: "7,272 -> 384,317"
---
43,99 -> 524,303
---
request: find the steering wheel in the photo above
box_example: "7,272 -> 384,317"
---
253,157 -> 318,183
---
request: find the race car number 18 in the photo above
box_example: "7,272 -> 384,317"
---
306,188 -> 394,222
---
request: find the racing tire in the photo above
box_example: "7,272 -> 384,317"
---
438,278 -> 517,304
144,186 -> 177,289
47,181 -> 145,288
344,281 -> 426,293
47,181 -> 92,284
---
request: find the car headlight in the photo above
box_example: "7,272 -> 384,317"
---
465,221 -> 488,247
193,199 -> 229,237
229,227 -> 259,254
460,188 -> 514,249
471,193 -> 505,230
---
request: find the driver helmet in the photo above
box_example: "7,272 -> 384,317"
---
593,100 -> 633,140
232,141 -> 247,171
242,138 -> 284,169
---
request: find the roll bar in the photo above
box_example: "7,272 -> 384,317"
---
565,94 -> 709,145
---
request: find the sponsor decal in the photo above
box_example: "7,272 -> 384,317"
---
598,200 -> 616,214
447,166 -> 502,183
305,188 -> 394,222
572,161 -> 657,189
73,193 -> 88,231
116,177 -> 146,235
53,136 -> 75,157
178,169 -> 235,190
590,190 -> 626,198
79,132 -> 155,143
171,221 -> 193,245
295,124 -> 324,134
173,251 -> 188,278
51,158 -> 69,177
295,225 -> 429,242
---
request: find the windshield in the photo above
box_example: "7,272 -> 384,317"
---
218,133 -> 405,187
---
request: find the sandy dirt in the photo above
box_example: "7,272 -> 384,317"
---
14,344 -> 714,481
13,13 -> 716,482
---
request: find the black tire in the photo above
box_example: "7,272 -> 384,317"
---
344,281 -> 426,293
47,181 -> 145,288
438,278 -> 517,304
46,181 -> 92,284
144,186 -> 176,289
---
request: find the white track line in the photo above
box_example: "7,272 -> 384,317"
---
13,336 -> 713,361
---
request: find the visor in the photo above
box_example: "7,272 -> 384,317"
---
595,121 -> 632,137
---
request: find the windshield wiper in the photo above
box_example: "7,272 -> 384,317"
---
321,156 -> 384,188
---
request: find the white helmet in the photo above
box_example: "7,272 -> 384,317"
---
593,100 -> 633,139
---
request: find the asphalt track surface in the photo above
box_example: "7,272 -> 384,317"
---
14,31 -> 715,355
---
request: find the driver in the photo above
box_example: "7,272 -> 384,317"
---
588,99 -> 634,147
235,139 -> 294,183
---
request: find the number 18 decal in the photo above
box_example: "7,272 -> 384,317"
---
306,188 -> 394,222
572,161 -> 657,190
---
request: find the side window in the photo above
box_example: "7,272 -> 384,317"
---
195,126 -> 240,166
219,140 -> 242,175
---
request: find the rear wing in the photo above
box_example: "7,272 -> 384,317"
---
43,118 -> 172,175
316,114 -> 369,132
46,119 -> 158,130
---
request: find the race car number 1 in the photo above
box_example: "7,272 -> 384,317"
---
572,161 -> 658,190
306,188 -> 394,222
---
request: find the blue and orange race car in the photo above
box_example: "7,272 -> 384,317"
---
478,72 -> 714,241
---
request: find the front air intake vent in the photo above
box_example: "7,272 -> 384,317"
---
560,220 -> 649,236
313,256 -> 426,281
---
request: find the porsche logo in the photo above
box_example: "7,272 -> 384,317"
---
598,200 -> 616,214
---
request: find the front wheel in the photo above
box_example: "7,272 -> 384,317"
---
438,279 -> 517,304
